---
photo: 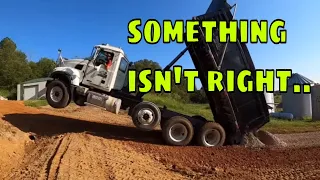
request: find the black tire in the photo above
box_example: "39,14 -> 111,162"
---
162,116 -> 194,146
196,122 -> 226,147
46,80 -> 70,108
131,101 -> 161,131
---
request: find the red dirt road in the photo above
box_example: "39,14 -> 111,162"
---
0,101 -> 320,180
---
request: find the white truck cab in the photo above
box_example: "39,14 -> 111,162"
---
46,44 -> 132,114
81,44 -> 130,92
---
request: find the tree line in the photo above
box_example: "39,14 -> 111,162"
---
0,37 -> 208,103
0,37 -> 56,99
130,59 -> 208,104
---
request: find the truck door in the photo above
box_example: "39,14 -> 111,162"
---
82,50 -> 119,92
113,57 -> 129,90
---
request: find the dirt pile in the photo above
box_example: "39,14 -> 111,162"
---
0,96 -> 8,100
242,132 -> 265,148
0,118 -> 35,178
255,130 -> 287,147
0,101 -> 41,178
0,101 -> 320,179
243,130 -> 287,148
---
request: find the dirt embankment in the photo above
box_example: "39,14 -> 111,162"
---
0,101 -> 36,176
1,101 -> 320,180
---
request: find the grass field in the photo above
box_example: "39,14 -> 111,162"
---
24,100 -> 49,108
22,93 -> 320,134
143,93 -> 213,120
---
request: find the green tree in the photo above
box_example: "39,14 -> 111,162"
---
190,88 -> 208,104
36,57 -> 56,77
131,59 -> 162,74
130,59 -> 162,93
130,59 -> 193,102
28,61 -> 41,78
0,37 -> 32,89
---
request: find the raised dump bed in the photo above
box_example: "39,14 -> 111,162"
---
128,1 -> 270,147
184,1 -> 270,145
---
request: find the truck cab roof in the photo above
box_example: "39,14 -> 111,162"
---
95,44 -> 129,60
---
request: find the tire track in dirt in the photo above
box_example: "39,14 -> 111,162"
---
95,136 -> 185,179
5,132 -> 186,180
5,135 -> 63,180
0,102 -> 186,179
55,133 -> 116,180
5,133 -> 115,180
46,134 -> 71,180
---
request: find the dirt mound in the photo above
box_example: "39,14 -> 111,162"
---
7,133 -> 184,180
242,130 -> 288,148
255,130 -> 287,147
0,118 -> 35,178
1,101 -> 320,179
0,101 -> 40,178
0,96 -> 8,100
243,132 -> 265,148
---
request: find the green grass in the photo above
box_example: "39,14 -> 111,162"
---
274,94 -> 282,104
144,93 -> 213,120
0,89 -> 9,98
263,118 -> 320,134
24,100 -> 48,107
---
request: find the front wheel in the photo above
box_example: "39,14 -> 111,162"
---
196,122 -> 226,147
162,116 -> 194,146
46,80 -> 70,108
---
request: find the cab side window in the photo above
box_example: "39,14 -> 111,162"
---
119,58 -> 128,73
94,51 -> 107,66
94,50 -> 115,66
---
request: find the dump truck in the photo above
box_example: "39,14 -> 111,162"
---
45,0 -> 270,147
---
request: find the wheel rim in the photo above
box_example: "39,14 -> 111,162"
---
50,86 -> 63,103
203,129 -> 221,147
169,123 -> 188,142
137,108 -> 154,125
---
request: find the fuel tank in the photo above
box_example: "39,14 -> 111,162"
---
86,91 -> 122,114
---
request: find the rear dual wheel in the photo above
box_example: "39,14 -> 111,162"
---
161,116 -> 226,147
196,122 -> 226,147
131,101 -> 161,131
162,116 -> 194,146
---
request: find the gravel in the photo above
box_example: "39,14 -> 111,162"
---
243,130 -> 288,148
244,130 -> 320,149
255,130 -> 287,147
243,132 -> 265,148
275,131 -> 320,148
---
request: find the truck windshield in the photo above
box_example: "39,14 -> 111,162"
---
87,47 -> 96,60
